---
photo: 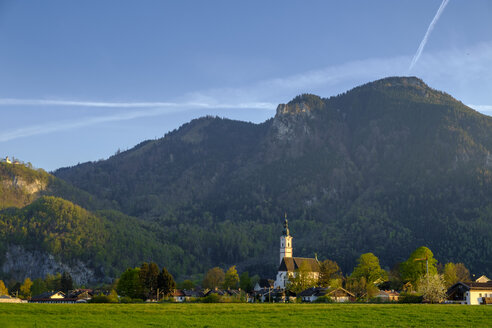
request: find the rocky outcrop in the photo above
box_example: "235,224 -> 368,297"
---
1,244 -> 96,285
272,103 -> 314,141
1,176 -> 46,195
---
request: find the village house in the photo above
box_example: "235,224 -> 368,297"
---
273,218 -> 320,289
298,287 -> 327,302
253,278 -> 274,292
183,288 -> 204,301
298,286 -> 355,303
475,275 -> 491,283
250,288 -> 273,303
374,290 -> 400,302
0,294 -> 23,303
67,289 -> 94,302
29,291 -> 78,304
447,281 -> 492,305
172,289 -> 186,302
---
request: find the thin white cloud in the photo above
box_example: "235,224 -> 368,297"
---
0,98 -> 276,110
409,0 -> 450,71
0,102 -> 276,142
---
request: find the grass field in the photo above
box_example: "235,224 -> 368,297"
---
0,303 -> 491,327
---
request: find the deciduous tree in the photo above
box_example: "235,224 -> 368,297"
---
318,259 -> 341,287
203,267 -> 225,289
417,274 -> 446,303
399,246 -> 437,287
443,263 -> 458,288
19,278 -> 33,299
239,272 -> 253,292
350,253 -> 387,285
223,266 -> 239,289
286,261 -> 317,294
0,280 -> 8,295
346,276 -> 379,300
117,267 -> 144,299
179,280 -> 195,290
455,263 -> 470,282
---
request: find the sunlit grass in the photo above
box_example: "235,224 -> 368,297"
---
0,303 -> 490,327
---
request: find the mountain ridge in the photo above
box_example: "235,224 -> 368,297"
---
53,77 -> 492,277
3,76 -> 491,281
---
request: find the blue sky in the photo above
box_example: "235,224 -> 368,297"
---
1,0 -> 491,171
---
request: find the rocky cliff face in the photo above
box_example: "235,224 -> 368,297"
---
1,176 -> 46,195
1,244 -> 97,285
0,163 -> 51,209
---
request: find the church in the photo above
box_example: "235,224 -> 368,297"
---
273,217 -> 320,289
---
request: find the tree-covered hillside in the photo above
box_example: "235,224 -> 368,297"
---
53,77 -> 492,278
0,196 -> 186,282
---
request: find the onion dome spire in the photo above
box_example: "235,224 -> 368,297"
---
282,213 -> 290,236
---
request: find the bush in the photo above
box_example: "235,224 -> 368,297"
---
90,294 -> 110,303
399,292 -> 423,303
119,296 -> 144,303
314,296 -> 334,303
219,295 -> 243,303
201,294 -> 221,303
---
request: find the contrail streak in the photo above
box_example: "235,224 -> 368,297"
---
409,0 -> 450,71
0,98 -> 275,110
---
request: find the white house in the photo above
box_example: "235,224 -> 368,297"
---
273,218 -> 320,289
298,286 -> 354,302
447,281 -> 492,305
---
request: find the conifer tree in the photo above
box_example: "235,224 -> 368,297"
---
61,272 -> 73,294
157,267 -> 176,297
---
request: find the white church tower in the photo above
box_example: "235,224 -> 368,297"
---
279,215 -> 293,263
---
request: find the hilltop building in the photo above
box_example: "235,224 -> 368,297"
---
1,156 -> 12,164
273,217 -> 320,289
1,156 -> 21,165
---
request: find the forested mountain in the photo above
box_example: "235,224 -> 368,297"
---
51,77 -> 492,278
2,76 -> 491,283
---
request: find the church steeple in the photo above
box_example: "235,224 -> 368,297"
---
282,213 -> 290,236
279,213 -> 293,263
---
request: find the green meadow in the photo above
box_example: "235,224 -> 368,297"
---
0,303 -> 490,327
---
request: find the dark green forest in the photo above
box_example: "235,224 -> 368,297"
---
1,77 -> 491,282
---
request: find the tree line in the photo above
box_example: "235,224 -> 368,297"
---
288,245 -> 471,303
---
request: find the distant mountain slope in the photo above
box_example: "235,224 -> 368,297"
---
0,163 -> 185,283
53,76 -> 492,276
